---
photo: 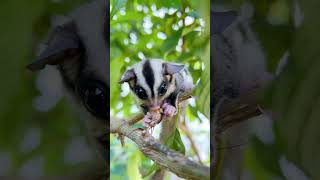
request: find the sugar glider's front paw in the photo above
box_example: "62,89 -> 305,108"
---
162,103 -> 176,117
142,112 -> 152,127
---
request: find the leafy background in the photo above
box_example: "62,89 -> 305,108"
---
0,0 -> 101,176
110,0 -> 210,179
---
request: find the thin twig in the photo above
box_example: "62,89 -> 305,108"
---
179,120 -> 203,164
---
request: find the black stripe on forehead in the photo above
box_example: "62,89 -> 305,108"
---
142,60 -> 155,97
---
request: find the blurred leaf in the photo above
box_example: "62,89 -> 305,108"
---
161,29 -> 182,54
249,137 -> 283,177
128,151 -> 143,180
244,143 -> 281,180
195,46 -> 210,118
270,0 -> 320,179
111,12 -> 144,25
252,21 -> 291,72
110,58 -> 124,107
111,0 -> 127,18
156,0 -> 183,10
110,175 -> 124,180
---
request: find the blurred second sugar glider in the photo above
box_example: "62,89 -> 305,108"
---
27,0 -> 109,163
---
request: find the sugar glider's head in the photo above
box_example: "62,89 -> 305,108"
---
119,59 -> 185,111
27,0 -> 108,159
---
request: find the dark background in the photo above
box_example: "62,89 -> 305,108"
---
0,0 -> 98,176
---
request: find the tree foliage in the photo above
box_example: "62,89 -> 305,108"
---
110,0 -> 210,179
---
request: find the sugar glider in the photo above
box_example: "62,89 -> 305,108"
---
27,0 -> 109,163
119,59 -> 194,128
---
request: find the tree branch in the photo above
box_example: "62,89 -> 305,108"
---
215,90 -> 263,135
110,117 -> 210,180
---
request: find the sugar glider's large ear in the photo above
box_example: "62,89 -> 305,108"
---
163,63 -> 185,75
27,22 -> 82,71
212,11 -> 238,34
119,69 -> 136,84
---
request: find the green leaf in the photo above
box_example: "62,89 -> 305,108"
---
141,163 -> 160,178
172,129 -> 186,154
127,151 -> 143,180
161,29 -> 182,54
195,44 -> 210,118
111,0 -> 127,18
165,128 -> 186,155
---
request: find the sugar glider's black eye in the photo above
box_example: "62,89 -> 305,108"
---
158,82 -> 167,96
78,80 -> 107,119
135,86 -> 148,99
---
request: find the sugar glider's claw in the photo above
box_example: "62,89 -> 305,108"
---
162,103 -> 176,117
